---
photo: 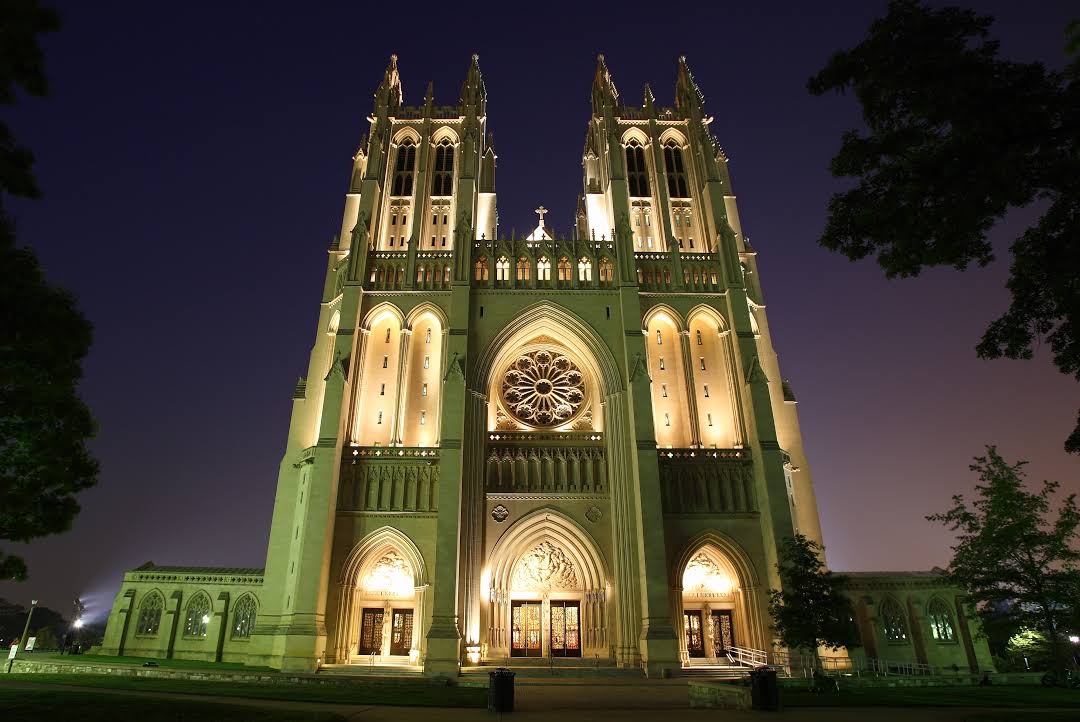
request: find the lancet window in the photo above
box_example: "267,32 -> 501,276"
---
135,593 -> 163,636
231,595 -> 257,639
880,599 -> 908,642
391,138 -> 416,196
663,140 -> 690,198
516,257 -> 531,281
496,257 -> 510,282
927,599 -> 956,642
537,257 -> 551,282
578,258 -> 592,282
625,140 -> 650,197
432,138 -> 454,196
557,257 -> 572,282
183,593 -> 211,638
475,257 -> 489,281
598,258 -> 614,285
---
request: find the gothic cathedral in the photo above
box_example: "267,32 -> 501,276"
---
99,56 -> 993,678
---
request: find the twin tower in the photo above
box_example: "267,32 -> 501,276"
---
101,54 -> 830,676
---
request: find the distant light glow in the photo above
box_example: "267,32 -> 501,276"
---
1069,635 -> 1079,644
73,618 -> 84,629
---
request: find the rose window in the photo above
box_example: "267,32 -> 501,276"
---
500,349 -> 586,428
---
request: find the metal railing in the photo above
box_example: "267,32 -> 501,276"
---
725,645 -> 768,667
768,650 -> 937,678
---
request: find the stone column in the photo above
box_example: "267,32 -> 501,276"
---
213,592 -> 230,663
678,330 -> 702,446
391,329 -> 411,445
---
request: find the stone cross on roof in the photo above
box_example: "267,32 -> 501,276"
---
535,205 -> 548,226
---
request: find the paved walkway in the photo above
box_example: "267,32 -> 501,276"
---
0,679 -> 1069,721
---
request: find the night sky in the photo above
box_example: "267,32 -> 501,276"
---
3,1 -> 1077,619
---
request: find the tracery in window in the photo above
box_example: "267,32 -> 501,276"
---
183,593 -> 211,638
496,257 -> 510,282
516,257 -> 531,281
599,258 -> 614,284
432,138 -> 455,196
625,140 -> 650,197
391,138 -> 416,196
537,257 -> 551,281
136,593 -> 163,636
880,599 -> 908,642
557,257 -> 572,282
475,257 -> 489,281
663,140 -> 689,198
578,257 -> 592,282
927,599 -> 956,642
231,595 -> 257,639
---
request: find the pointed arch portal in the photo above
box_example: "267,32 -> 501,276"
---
483,509 -> 609,659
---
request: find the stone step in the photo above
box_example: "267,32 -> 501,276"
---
317,664 -> 424,679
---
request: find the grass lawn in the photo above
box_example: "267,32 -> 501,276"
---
20,652 -> 275,672
0,687 -> 345,721
782,684 -> 1080,708
1,673 -> 487,707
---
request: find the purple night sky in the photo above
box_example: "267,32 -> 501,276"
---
2,1 -> 1077,619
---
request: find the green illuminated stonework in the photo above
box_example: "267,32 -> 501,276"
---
98,56 -> 993,677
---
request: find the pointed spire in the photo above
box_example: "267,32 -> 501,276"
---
643,83 -> 655,111
591,54 -> 619,114
460,53 -> 487,109
675,55 -> 705,114
374,54 -> 403,112
484,131 -> 496,155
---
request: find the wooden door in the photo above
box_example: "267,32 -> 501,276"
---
711,610 -> 735,657
684,610 -> 705,658
549,601 -> 581,658
511,601 -> 542,657
389,609 -> 414,656
359,607 -> 384,655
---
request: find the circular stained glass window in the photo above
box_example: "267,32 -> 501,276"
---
500,349 -> 587,428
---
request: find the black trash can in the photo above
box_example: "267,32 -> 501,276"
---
488,667 -> 515,713
749,666 -> 780,711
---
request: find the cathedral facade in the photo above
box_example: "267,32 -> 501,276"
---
99,56 -> 993,678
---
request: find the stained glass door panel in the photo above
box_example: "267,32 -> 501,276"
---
389,609 -> 414,656
511,602 -> 542,657
359,608 -> 384,655
711,610 -> 734,657
549,601 -> 581,657
684,611 -> 705,657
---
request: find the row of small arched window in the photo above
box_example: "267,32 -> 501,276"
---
134,592 -> 257,641
474,256 -> 615,284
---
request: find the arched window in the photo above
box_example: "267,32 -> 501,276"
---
537,257 -> 551,281
578,257 -> 592,282
625,140 -> 650,197
927,599 -> 956,642
432,138 -> 454,196
231,595 -> 257,639
474,257 -> 488,281
557,257 -> 572,282
880,599 -> 908,642
516,257 -> 531,281
495,257 -> 510,282
599,257 -> 614,284
135,593 -> 163,636
646,311 -> 691,447
183,593 -> 211,638
663,140 -> 689,198
391,138 -> 416,196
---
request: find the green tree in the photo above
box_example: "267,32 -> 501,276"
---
928,447 -> 1080,671
808,1 -> 1080,453
0,0 -> 98,581
768,534 -> 860,655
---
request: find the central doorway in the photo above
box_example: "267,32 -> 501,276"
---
550,601 -> 581,657
511,601 -> 542,657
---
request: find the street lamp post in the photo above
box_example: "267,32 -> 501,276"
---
6,599 -> 37,673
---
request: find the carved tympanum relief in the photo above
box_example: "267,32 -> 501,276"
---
511,540 -> 578,590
